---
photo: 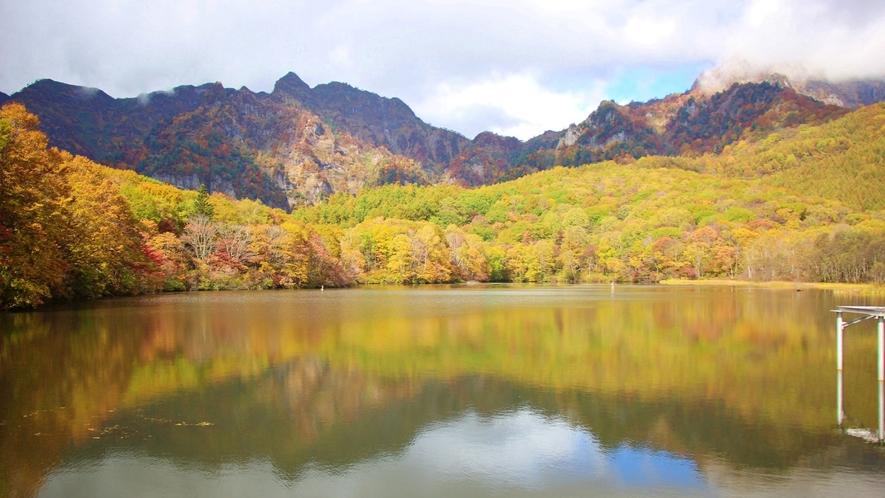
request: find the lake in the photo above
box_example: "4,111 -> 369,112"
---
1,285 -> 884,497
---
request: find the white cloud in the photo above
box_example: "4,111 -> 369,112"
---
719,0 -> 885,82
405,409 -> 607,485
624,16 -> 678,48
288,408 -> 614,495
1,0 -> 884,138
746,0 -> 782,28
414,73 -> 606,140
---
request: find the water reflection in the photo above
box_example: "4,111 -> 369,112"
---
39,409 -> 709,498
2,285 -> 885,497
34,403 -> 885,498
289,409 -> 709,498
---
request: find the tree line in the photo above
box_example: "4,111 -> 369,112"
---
3,102 -> 885,309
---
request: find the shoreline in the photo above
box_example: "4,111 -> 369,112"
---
659,279 -> 885,295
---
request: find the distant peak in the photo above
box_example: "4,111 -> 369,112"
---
690,58 -> 814,97
692,71 -> 792,97
27,78 -> 77,92
22,78 -> 113,103
472,131 -> 521,145
273,72 -> 311,96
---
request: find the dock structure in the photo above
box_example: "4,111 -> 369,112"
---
834,306 -> 885,443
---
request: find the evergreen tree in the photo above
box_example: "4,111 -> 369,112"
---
194,184 -> 214,219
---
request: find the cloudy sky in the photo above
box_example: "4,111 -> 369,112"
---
2,0 -> 885,140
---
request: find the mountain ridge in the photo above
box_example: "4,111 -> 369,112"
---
4,70 -> 882,208
692,63 -> 885,109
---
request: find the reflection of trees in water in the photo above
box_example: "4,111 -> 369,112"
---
43,370 -> 870,485
0,307 -> 146,497
1,288 -> 881,496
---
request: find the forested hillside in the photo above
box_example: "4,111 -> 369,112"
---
3,102 -> 885,309
659,103 -> 885,211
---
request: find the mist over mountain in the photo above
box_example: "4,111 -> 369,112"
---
5,69 -> 884,209
693,61 -> 885,109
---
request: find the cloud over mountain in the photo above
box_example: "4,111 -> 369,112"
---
2,0 -> 884,139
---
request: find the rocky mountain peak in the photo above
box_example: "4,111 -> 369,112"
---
20,79 -> 115,105
199,81 -> 231,105
472,131 -> 521,148
692,61 -> 885,109
273,72 -> 311,99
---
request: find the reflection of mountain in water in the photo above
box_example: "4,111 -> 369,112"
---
2,287 -> 885,496
65,366 -> 837,468
46,405 -> 713,497
37,366 -> 885,497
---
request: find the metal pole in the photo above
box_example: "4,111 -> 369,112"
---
837,370 -> 844,427
879,317 -> 884,442
879,317 -> 884,382
879,380 -> 885,444
837,312 -> 843,371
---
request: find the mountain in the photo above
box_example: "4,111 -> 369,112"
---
516,80 -> 846,173
383,78 -> 850,185
445,132 -> 523,186
692,62 -> 885,109
6,74 -> 478,208
4,71 -> 881,208
4,97 -> 885,312
9,79 -> 208,160
274,73 -> 470,168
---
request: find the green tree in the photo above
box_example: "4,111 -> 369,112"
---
193,184 -> 214,219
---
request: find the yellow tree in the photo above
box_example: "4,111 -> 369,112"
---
559,226 -> 588,283
681,226 -> 720,278
339,230 -> 368,283
534,239 -> 556,279
505,244 -> 541,282
62,155 -> 152,298
445,227 -> 490,282
410,223 -> 452,283
387,233 -> 413,283
0,103 -> 70,308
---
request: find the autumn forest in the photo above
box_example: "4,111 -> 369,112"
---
2,88 -> 885,311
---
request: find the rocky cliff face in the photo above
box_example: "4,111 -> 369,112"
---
446,132 -> 523,186
270,72 -> 470,171
3,70 -> 879,209
304,82 -> 470,167
533,80 -> 846,169
7,75 -> 442,208
666,81 -> 847,153
794,79 -> 885,109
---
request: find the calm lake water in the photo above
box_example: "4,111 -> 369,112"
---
1,285 -> 884,497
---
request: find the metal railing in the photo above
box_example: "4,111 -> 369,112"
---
834,306 -> 885,443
